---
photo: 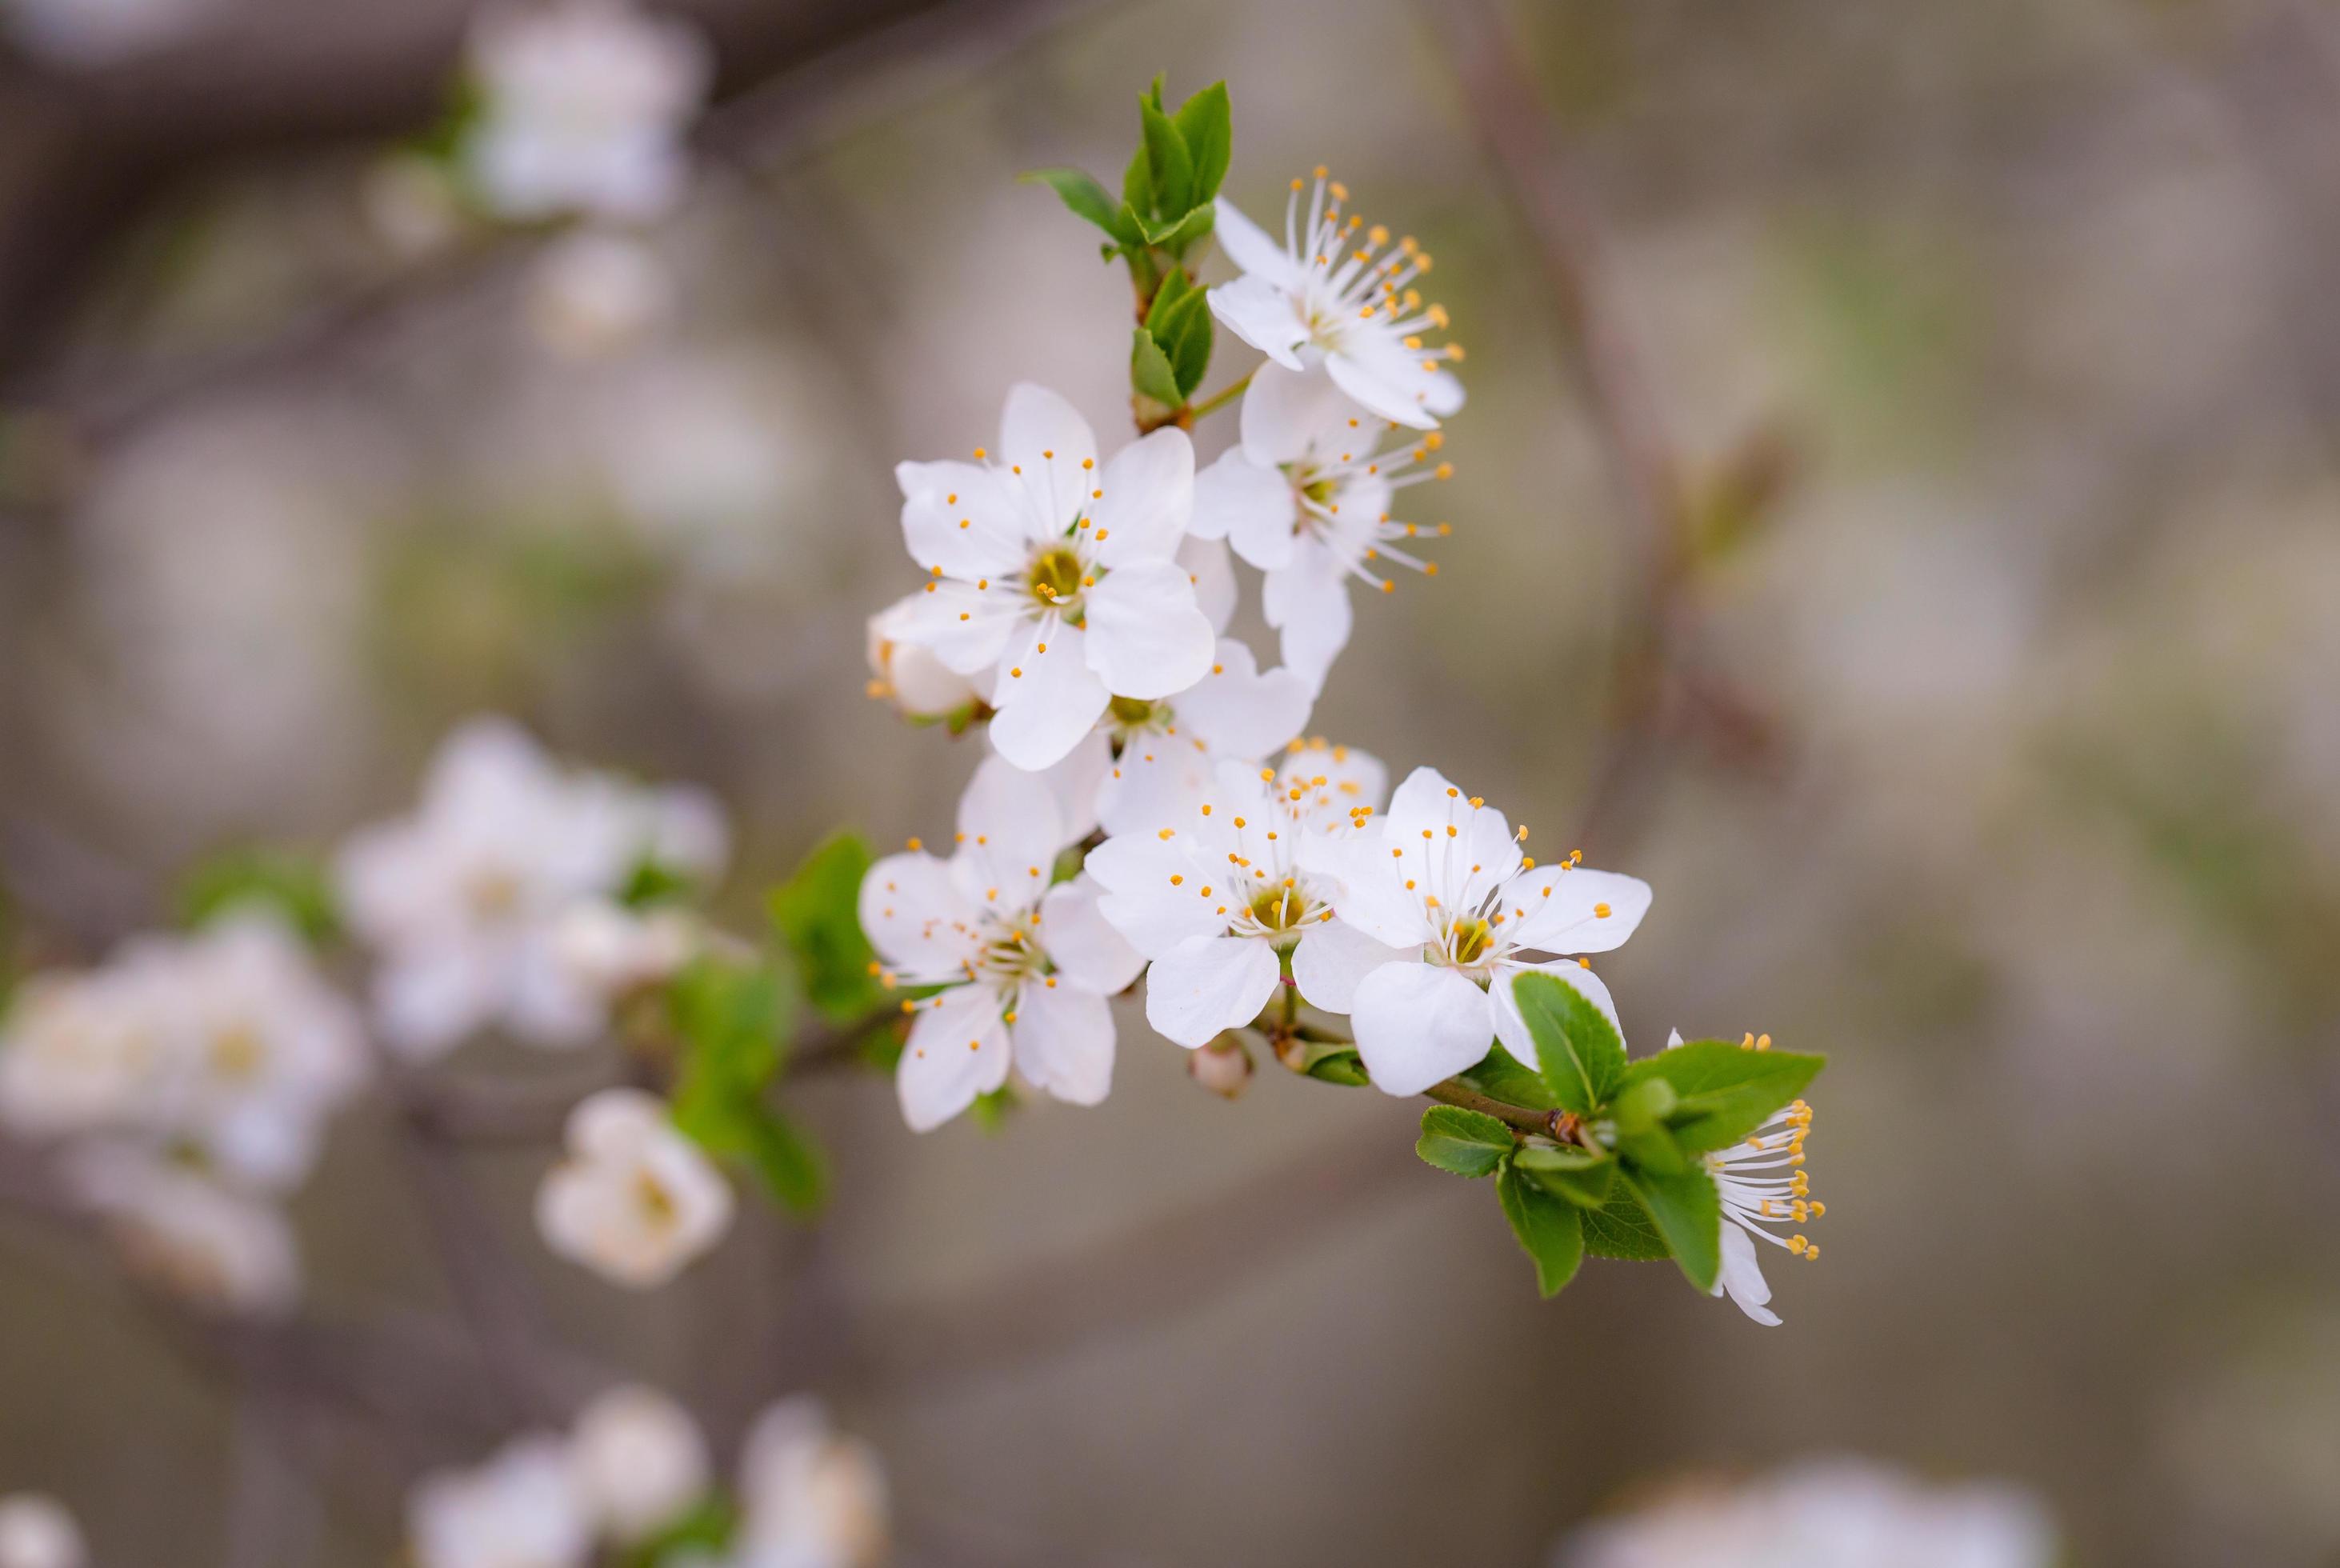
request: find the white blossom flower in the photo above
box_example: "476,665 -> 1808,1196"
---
1558,1458 -> 2058,1568
0,1495 -> 85,1568
548,901 -> 705,1001
885,384 -> 1217,770
1086,742 -> 1389,1047
734,1397 -> 889,1568
1191,361 -> 1453,686
858,754 -> 1143,1130
410,1436 -> 593,1568
1309,766 -> 1650,1096
570,1384 -> 710,1544
68,1150 -> 301,1317
524,229 -> 674,359
1674,1030 -> 1822,1327
0,967 -> 170,1141
865,596 -> 986,721
462,0 -> 711,223
1207,169 -> 1465,430
337,718 -> 726,1058
535,1088 -> 734,1287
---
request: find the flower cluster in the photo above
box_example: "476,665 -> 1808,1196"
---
410,1384 -> 886,1568
865,83 -> 1828,1314
0,914 -> 367,1314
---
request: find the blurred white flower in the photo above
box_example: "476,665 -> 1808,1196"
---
866,598 -> 986,720
886,384 -> 1215,770
337,718 -> 726,1058
1682,1030 -> 1821,1327
1086,745 -> 1387,1048
1,916 -> 366,1191
858,755 -> 1142,1130
1308,768 -> 1650,1096
735,1397 -> 889,1568
0,1494 -> 86,1568
410,1435 -> 592,1568
1191,361 -> 1452,687
68,1150 -> 300,1317
524,229 -> 675,359
0,0 -> 206,66
1207,170 -> 1464,430
1557,1458 -> 2057,1568
535,1088 -> 732,1287
462,0 -> 711,223
549,901 -> 702,1001
570,1384 -> 710,1544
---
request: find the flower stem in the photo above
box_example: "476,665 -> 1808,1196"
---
1422,1080 -> 1560,1136
1186,371 -> 1254,422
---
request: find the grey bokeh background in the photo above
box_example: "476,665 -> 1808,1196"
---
5,0 -> 2340,1562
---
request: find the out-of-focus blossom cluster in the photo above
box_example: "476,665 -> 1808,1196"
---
336,717 -> 728,1061
0,1494 -> 86,1568
410,1384 -> 886,1568
535,1086 -> 733,1287
1555,1459 -> 2058,1568
0,914 -> 366,1315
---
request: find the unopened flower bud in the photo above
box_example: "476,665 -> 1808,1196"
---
865,605 -> 982,718
1188,1037 -> 1254,1100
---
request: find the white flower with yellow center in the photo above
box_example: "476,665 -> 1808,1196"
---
858,755 -> 1143,1130
462,0 -> 711,223
535,1088 -> 734,1288
1087,743 -> 1392,1047
1680,1030 -> 1822,1327
1207,169 -> 1465,430
1310,766 -> 1650,1096
337,719 -> 726,1059
885,383 -> 1217,770
1192,361 -> 1454,686
734,1397 -> 890,1568
409,1435 -> 591,1568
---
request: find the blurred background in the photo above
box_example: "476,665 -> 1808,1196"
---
3,0 -> 2339,1562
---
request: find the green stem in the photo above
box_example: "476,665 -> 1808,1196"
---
1422,1080 -> 1562,1136
1186,370 -> 1254,422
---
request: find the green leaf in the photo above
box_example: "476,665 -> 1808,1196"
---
769,833 -> 882,1022
1611,1075 -> 1678,1131
177,850 -> 339,944
1454,1042 -> 1559,1112
741,1109 -> 826,1214
1121,146 -> 1154,221
1130,326 -> 1182,407
617,1494 -> 734,1567
1496,1165 -> 1586,1298
1511,971 -> 1626,1115
1510,1145 -> 1615,1209
669,956 -> 794,1097
1579,1188 -> 1670,1261
1623,1166 -> 1724,1292
1416,1106 -> 1514,1177
616,856 -> 698,909
1298,1044 -> 1370,1086
1143,266 -> 1192,328
1616,1119 -> 1689,1175
1150,288 -> 1214,398
1142,203 -> 1216,257
1138,96 -> 1194,218
1622,1041 -> 1825,1154
1020,168 -> 1142,248
1170,82 -> 1230,203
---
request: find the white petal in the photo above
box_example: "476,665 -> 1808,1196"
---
1177,534 -> 1237,636
1349,962 -> 1495,1097
1207,275 -> 1308,369
1239,360 -> 1370,466
1325,334 -> 1465,430
373,948 -> 498,1060
1715,1222 -> 1782,1325
1500,867 -> 1653,956
1094,734 -> 1214,839
1489,960 -> 1622,1076
999,383 -> 1099,531
954,751 -> 1069,901
1174,638 -> 1313,759
1082,560 -> 1216,701
1090,427 -> 1195,568
1023,726 -> 1110,842
1304,826 -> 1426,951
1010,979 -> 1116,1106
858,850 -> 978,979
1289,918 -> 1410,1014
988,618 -> 1110,770
901,473 -> 1025,580
882,581 -> 1021,675
1192,450 -> 1297,570
1144,935 -> 1282,1047
1086,834 -> 1222,957
504,938 -> 608,1047
1038,876 -> 1144,994
1383,766 -> 1521,907
1262,549 -> 1353,691
896,986 -> 1011,1131
1210,196 -> 1301,289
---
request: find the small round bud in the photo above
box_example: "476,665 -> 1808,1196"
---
1188,1038 -> 1254,1100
